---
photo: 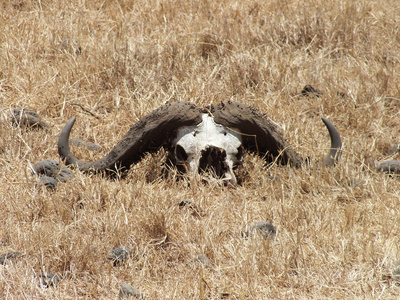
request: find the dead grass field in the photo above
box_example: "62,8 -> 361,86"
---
1,0 -> 400,299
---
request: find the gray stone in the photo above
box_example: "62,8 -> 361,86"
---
392,261 -> 400,282
39,272 -> 60,288
33,159 -> 60,177
38,176 -> 58,189
393,266 -> 400,281
32,159 -> 74,183
300,85 -> 323,97
266,175 -> 280,181
242,221 -> 276,240
119,283 -> 144,299
192,254 -> 212,267
109,247 -> 132,266
71,137 -> 101,151
0,251 -> 22,265
387,144 -> 400,156
57,166 -> 74,182
12,108 -> 49,129
377,160 -> 400,174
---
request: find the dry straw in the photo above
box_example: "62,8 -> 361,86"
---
1,0 -> 400,298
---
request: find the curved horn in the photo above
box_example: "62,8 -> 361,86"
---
58,102 -> 203,172
211,101 -> 303,167
321,117 -> 342,167
211,101 -> 342,167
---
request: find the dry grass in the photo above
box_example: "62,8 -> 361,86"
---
1,0 -> 400,298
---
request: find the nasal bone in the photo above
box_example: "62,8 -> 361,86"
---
222,170 -> 237,185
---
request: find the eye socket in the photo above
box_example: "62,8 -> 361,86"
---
175,145 -> 188,161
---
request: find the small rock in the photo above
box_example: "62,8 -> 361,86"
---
300,85 -> 323,97
383,261 -> 400,283
38,176 -> 58,189
71,137 -> 101,151
387,144 -> 400,156
33,159 -> 60,177
242,221 -> 276,240
109,247 -> 132,266
393,266 -> 400,281
192,254 -> 212,267
56,167 -> 74,182
0,251 -> 22,265
119,283 -> 144,299
12,108 -> 49,129
377,160 -> 400,174
32,159 -> 74,183
266,175 -> 280,181
39,272 -> 60,288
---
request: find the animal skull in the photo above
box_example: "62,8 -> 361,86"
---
58,101 -> 342,184
173,114 -> 243,184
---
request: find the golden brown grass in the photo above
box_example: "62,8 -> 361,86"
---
1,0 -> 400,298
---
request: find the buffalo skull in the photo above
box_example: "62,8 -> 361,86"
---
58,101 -> 342,184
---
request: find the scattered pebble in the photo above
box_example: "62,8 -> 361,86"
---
377,160 -> 400,174
71,137 -> 101,151
383,261 -> 400,283
56,166 -> 74,182
38,176 -> 58,189
300,84 -> 323,97
220,293 -> 230,299
393,266 -> 400,282
242,221 -> 276,240
109,247 -> 132,266
11,108 -> 49,129
192,254 -> 212,267
39,272 -> 60,288
32,159 -> 74,188
119,283 -> 144,299
0,251 -> 22,265
33,159 -> 61,178
266,175 -> 280,181
387,144 -> 400,156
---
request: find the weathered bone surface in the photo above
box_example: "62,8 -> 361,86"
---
58,101 -> 342,183
173,114 -> 242,183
